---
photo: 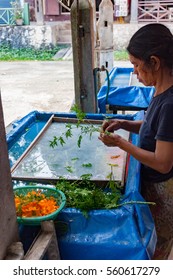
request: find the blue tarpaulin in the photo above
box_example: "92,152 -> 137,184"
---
7,110 -> 156,260
97,67 -> 155,113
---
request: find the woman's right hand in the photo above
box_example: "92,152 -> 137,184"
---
101,119 -> 122,133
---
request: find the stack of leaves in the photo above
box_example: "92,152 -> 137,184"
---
15,190 -> 59,217
55,178 -> 123,216
55,179 -> 156,217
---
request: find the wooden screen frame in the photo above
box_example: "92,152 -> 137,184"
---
11,115 -> 129,186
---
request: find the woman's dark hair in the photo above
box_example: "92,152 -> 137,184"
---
127,23 -> 173,69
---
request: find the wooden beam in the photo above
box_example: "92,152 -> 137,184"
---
0,93 -> 19,259
24,220 -> 61,260
4,242 -> 24,260
168,245 -> 173,260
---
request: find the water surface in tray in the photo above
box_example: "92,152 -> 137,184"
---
12,122 -> 129,183
9,120 -> 46,167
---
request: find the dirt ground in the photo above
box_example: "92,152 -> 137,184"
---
0,60 -> 132,129
0,60 -> 75,128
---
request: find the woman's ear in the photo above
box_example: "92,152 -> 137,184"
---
150,56 -> 160,71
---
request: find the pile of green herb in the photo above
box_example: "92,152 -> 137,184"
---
55,177 -> 123,216
55,178 -> 156,217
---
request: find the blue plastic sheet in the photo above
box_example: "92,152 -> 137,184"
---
7,110 -> 156,260
97,67 -> 155,113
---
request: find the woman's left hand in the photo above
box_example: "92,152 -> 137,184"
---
98,132 -> 122,147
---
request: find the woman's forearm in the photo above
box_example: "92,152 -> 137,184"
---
119,138 -> 154,166
120,120 -> 143,134
119,138 -> 172,174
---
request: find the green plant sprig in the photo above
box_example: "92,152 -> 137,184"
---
49,104 -> 102,149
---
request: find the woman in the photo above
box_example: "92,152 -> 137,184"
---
99,23 -> 173,260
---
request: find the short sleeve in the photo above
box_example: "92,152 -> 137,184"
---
156,103 -> 173,142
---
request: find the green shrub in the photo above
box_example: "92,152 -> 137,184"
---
114,50 -> 129,61
0,44 -> 65,61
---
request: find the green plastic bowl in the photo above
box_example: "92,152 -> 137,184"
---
14,185 -> 66,226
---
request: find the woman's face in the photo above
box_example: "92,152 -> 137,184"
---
129,54 -> 156,86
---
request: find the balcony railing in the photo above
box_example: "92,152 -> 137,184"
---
138,1 -> 173,22
0,8 -> 16,25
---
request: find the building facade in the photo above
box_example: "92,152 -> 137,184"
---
1,1 -> 173,24
1,1 -> 173,49
27,0 -> 173,23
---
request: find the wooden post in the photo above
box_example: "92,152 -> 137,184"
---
23,2 -> 30,25
0,93 -> 20,260
35,0 -> 44,25
89,0 -> 97,51
96,0 -> 114,85
71,0 -> 97,113
130,0 -> 138,23
5,242 -> 24,260
24,221 -> 61,260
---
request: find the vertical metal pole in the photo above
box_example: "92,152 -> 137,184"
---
71,0 -> 97,113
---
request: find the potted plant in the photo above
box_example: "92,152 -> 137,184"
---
10,0 -> 23,25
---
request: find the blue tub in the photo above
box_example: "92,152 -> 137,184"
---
7,110 -> 156,260
97,67 -> 155,113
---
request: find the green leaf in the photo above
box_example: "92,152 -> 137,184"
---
66,124 -> 72,129
49,136 -> 58,148
71,104 -> 86,121
80,174 -> 92,180
82,163 -> 92,168
71,157 -> 79,161
65,128 -> 73,139
106,173 -> 112,179
58,136 -> 66,146
77,135 -> 82,148
107,163 -> 119,167
65,166 -> 73,173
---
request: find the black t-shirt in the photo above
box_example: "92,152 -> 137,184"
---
139,85 -> 173,183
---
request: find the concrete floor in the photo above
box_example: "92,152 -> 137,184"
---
0,60 -> 132,130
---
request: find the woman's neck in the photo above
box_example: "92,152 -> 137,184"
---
154,68 -> 173,96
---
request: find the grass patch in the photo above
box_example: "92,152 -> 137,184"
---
0,44 -> 129,62
114,50 -> 129,61
0,44 -> 69,61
